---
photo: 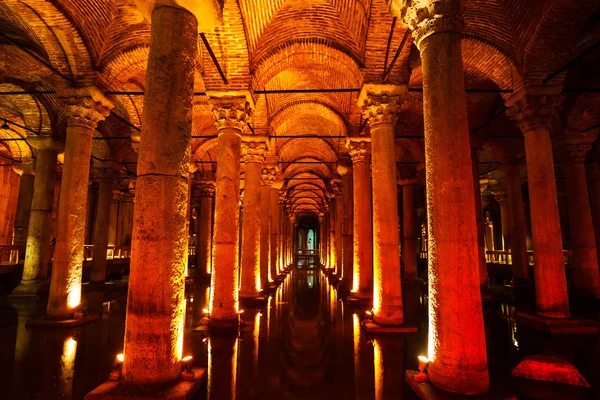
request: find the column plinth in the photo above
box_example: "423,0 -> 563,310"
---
506,87 -> 570,318
13,138 -> 63,295
399,1 -> 489,392
119,5 -> 196,388
240,140 -> 266,299
47,87 -> 113,321
559,143 -> 600,298
208,93 -> 252,329
349,140 -> 373,298
358,84 -> 405,325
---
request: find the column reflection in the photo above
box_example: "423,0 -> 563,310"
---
207,335 -> 238,400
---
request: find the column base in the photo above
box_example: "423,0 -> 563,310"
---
208,316 -> 240,332
85,368 -> 206,400
403,276 -> 426,287
362,320 -> 417,333
346,294 -> 373,308
10,280 -> 50,297
516,312 -> 598,334
239,295 -> 268,308
405,370 -> 516,400
26,314 -> 100,328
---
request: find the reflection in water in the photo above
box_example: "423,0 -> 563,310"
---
60,336 -> 78,399
207,336 -> 238,400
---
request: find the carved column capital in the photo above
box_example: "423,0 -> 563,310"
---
493,190 -> 509,207
208,92 -> 253,133
393,0 -> 465,49
357,84 -> 407,127
58,87 -> 114,130
196,181 -> 216,198
241,140 -> 267,164
348,140 -> 371,163
505,86 -> 564,133
261,166 -> 277,187
27,136 -> 65,152
331,178 -> 342,196
558,143 -> 592,165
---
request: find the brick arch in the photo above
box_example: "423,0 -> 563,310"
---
0,80 -> 57,134
270,99 -> 348,128
193,138 -> 219,161
0,113 -> 33,162
523,0 -> 599,84
4,0 -> 93,79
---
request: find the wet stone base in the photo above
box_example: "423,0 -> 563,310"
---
85,368 -> 206,400
405,371 -> 517,400
26,314 -> 100,328
516,312 -> 598,334
362,321 -> 417,333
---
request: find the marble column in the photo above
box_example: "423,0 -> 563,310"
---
13,137 -> 62,294
589,162 -> 600,266
506,86 -> 570,318
12,162 -> 35,246
240,139 -> 267,299
400,1 -> 489,392
90,162 -> 118,284
339,161 -> 354,290
502,164 -> 529,282
107,190 -> 120,246
332,179 -> 343,277
399,179 -> 419,279
349,140 -> 373,298
195,181 -> 215,276
47,88 -> 113,320
472,147 -> 488,286
358,85 -> 404,325
561,143 -> 600,297
278,193 -> 287,270
327,192 -> 337,271
270,180 -> 283,279
493,190 -> 511,252
208,93 -> 252,329
260,168 -> 275,284
121,5 -> 196,388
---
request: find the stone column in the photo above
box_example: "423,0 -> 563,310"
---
493,190 -> 511,252
47,87 -> 113,320
399,179 -> 419,279
560,143 -> 600,298
472,147 -> 488,286
339,160 -> 354,290
349,140 -> 373,298
195,181 -> 215,276
400,1 -> 489,392
332,179 -> 343,277
279,193 -> 287,270
270,179 -> 283,278
13,137 -> 62,294
506,86 -> 569,318
120,5 -> 196,388
12,162 -> 35,246
208,93 -> 252,329
90,162 -> 118,284
260,168 -> 275,284
240,139 -> 267,299
589,162 -> 600,264
319,212 -> 325,265
107,190 -> 120,246
502,164 -> 529,282
327,193 -> 337,271
358,85 -> 404,325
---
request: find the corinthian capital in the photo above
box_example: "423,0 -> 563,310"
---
357,84 -> 406,126
208,91 -> 254,133
505,85 -> 563,133
558,143 -> 592,165
389,0 -> 465,49
58,87 -> 114,129
348,139 -> 371,163
196,181 -> 216,198
241,139 -> 267,164
261,166 -> 277,187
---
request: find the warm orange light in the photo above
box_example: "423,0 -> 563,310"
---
60,336 -> 78,397
182,355 -> 193,362
418,356 -> 429,363
116,353 -> 124,363
238,309 -> 245,314
67,285 -> 81,310
203,308 -> 210,314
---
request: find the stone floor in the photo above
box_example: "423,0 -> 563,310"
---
0,263 -> 598,400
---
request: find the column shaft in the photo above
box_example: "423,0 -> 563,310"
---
328,198 -> 337,270
505,170 -> 529,280
417,27 -> 488,392
240,157 -> 263,298
402,183 -> 418,278
341,171 -> 354,289
196,189 -> 214,276
472,149 -> 488,285
13,168 -> 35,246
270,188 -> 280,278
121,6 -> 197,387
20,148 -> 58,285
90,176 -> 114,283
260,184 -> 271,284
352,155 -> 373,296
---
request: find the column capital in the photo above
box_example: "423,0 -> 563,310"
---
505,85 -> 563,133
241,139 -> 267,164
493,190 -> 509,206
27,136 -> 65,152
331,178 -> 342,196
558,143 -> 592,165
196,181 -> 216,198
261,166 -> 277,187
348,139 -> 371,163
207,91 -> 254,133
12,160 -> 35,176
57,87 -> 114,130
91,160 -> 120,178
391,0 -> 465,49
133,0 -> 222,32
357,84 -> 407,127
398,178 -> 420,186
